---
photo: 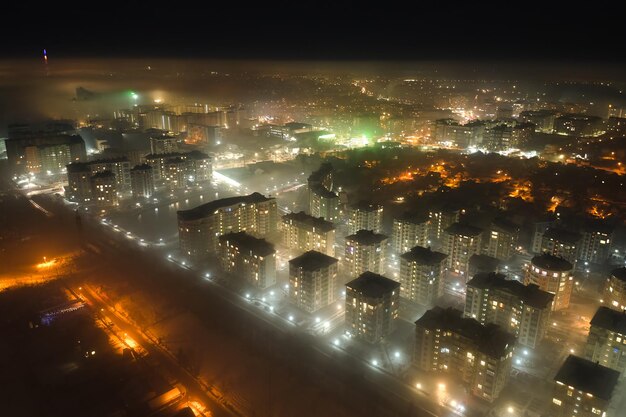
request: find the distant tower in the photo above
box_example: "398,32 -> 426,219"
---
43,48 -> 49,76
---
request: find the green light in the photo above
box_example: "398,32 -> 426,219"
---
129,91 -> 139,100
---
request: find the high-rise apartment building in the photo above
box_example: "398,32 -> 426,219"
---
345,272 -> 400,343
391,212 -> 429,255
346,201 -> 383,235
218,232 -> 276,289
130,164 -> 155,198
414,307 -> 515,402
551,355 -> 619,417
525,254 -> 573,311
444,223 -> 483,278
465,272 -> 554,348
603,267 -> 626,311
483,218 -> 519,261
90,171 -> 118,207
177,193 -> 277,259
584,306 -> 626,376
399,246 -> 447,306
541,227 -> 581,265
288,250 -> 338,313
281,211 -> 335,257
344,230 -> 388,278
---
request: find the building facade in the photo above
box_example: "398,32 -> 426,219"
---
345,272 -> 400,343
346,201 -> 383,235
391,212 -> 430,255
584,306 -> 626,376
540,227 -> 582,265
465,272 -> 554,348
444,223 -> 483,278
281,211 -> 335,257
399,246 -> 447,306
414,307 -> 516,403
130,164 -> 155,198
177,193 -> 277,259
603,267 -> 626,311
90,171 -> 118,207
525,254 -> 573,311
344,230 -> 388,278
218,232 -> 276,289
288,250 -> 338,313
552,355 -> 619,417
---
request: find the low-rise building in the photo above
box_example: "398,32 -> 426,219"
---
525,254 -> 573,311
585,306 -> 626,376
218,232 -> 276,289
414,307 -> 515,402
465,272 -> 554,348
344,230 -> 388,278
345,272 -> 400,343
551,355 -> 619,417
288,250 -> 338,313
399,246 -> 447,306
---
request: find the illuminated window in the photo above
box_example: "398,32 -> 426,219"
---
553,398 -> 562,406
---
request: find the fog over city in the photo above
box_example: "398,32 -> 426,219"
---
2,8 -> 626,417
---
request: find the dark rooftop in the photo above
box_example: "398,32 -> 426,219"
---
346,272 -> 400,298
88,156 -> 129,164
445,222 -> 483,237
531,253 -> 572,271
492,217 -> 519,234
131,163 -> 153,172
346,230 -> 388,245
467,273 -> 554,309
396,211 -> 429,225
218,232 -> 275,257
145,150 -> 210,161
350,200 -> 383,212
415,307 -> 516,358
554,355 -> 619,401
282,211 -> 335,232
469,254 -> 501,272
307,162 -> 333,184
178,192 -> 273,222
401,246 -> 447,265
289,250 -> 337,271
543,227 -> 582,245
611,267 -> 626,282
590,306 -> 626,334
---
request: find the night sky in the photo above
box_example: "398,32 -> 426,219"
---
1,3 -> 623,61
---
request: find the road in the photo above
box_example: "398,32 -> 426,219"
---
75,284 -> 239,417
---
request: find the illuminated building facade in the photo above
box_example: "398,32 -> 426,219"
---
288,250 -> 338,313
6,132 -> 85,176
552,355 -> 618,417
602,267 -> 626,311
525,254 -> 573,311
391,212 -> 430,255
145,150 -> 212,186
177,192 -> 277,259
130,164 -> 155,198
443,223 -> 483,278
584,306 -> 626,376
540,227 -> 581,265
428,207 -> 461,242
413,307 -> 515,402
465,272 -> 553,348
150,133 -> 179,154
483,218 -> 519,261
519,110 -> 556,133
90,171 -> 118,207
281,211 -> 335,257
344,230 -> 388,278
578,222 -> 613,264
66,162 -> 92,202
345,272 -> 400,343
89,157 -> 132,190
399,246 -> 447,306
218,232 -> 276,289
346,201 -> 383,235
554,114 -> 604,137
310,186 -> 340,222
